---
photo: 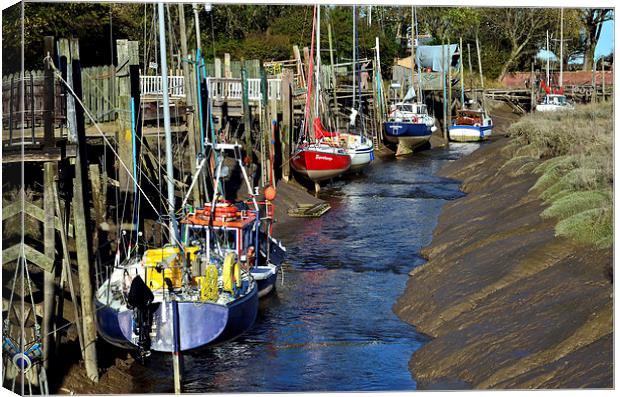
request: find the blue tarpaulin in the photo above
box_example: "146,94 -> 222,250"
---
416,44 -> 460,72
536,49 -> 559,62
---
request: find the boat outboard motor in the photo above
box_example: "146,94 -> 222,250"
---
127,275 -> 155,361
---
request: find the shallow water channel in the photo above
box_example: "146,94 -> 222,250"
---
143,143 -> 480,392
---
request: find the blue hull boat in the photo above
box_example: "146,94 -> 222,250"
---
95,276 -> 258,352
383,121 -> 433,149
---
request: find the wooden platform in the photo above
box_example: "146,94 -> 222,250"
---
287,202 -> 331,218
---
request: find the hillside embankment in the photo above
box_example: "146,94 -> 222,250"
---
394,104 -> 613,389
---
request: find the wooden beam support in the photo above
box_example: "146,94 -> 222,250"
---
280,69 -> 293,182
2,244 -> 54,273
63,37 -> 100,383
2,199 -> 74,237
43,161 -> 58,370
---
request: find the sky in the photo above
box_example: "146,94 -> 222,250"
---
595,18 -> 614,59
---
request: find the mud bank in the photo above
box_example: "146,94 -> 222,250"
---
393,136 -> 613,389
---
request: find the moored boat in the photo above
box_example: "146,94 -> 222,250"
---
291,142 -> 351,181
94,246 -> 258,354
448,108 -> 493,142
383,102 -> 437,151
535,93 -> 574,112
290,5 -> 352,185
314,117 -> 374,173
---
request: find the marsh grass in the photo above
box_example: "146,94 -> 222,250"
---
507,102 -> 613,248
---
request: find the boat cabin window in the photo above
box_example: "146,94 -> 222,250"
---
210,228 -> 238,253
243,225 -> 254,252
546,95 -> 567,105
396,104 -> 414,112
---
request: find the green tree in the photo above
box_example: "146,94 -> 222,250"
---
580,9 -> 613,70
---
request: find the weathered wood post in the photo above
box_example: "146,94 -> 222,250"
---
293,45 -> 305,87
178,3 -> 201,207
61,37 -> 99,383
475,35 -> 486,111
601,59 -> 605,101
530,62 -> 536,112
224,53 -> 231,78
280,69 -> 292,182
591,57 -> 596,103
241,67 -> 252,158
116,40 -> 139,194
42,36 -> 57,370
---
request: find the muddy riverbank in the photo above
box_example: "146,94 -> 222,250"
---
394,135 -> 613,389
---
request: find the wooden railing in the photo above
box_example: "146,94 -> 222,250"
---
3,67 -> 284,141
206,77 -> 281,101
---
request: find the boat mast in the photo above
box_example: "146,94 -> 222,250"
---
158,3 -> 178,243
460,37 -> 465,109
315,4 -> 320,117
192,3 -> 202,50
546,29 -> 550,87
559,8 -> 564,88
414,6 -> 423,99
352,5 -> 356,111
410,6 -> 415,101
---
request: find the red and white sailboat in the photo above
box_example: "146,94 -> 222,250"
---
290,5 -> 351,186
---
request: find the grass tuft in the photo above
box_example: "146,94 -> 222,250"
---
504,101 -> 613,249
555,207 -> 613,249
541,190 -> 611,220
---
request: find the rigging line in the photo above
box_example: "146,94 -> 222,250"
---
19,1 -> 26,393
47,60 -> 162,221
22,255 -> 39,331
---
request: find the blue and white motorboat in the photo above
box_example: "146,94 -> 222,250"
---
383,102 -> 437,154
448,107 -> 493,142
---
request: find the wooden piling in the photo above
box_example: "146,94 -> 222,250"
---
42,35 -> 58,371
530,62 -> 535,111
475,35 -> 486,110
280,70 -> 292,182
178,3 -> 201,207
224,53 -> 231,78
116,40 -> 139,194
591,58 -> 597,103
64,38 -> 100,383
241,68 -> 252,158
601,60 -> 605,101
43,161 -> 57,368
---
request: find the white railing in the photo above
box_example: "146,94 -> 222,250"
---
207,78 -> 281,101
139,75 -> 282,101
140,75 -> 185,98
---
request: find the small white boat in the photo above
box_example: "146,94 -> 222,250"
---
314,117 -> 374,173
535,94 -> 574,112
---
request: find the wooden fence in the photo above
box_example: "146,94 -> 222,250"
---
2,70 -> 66,143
